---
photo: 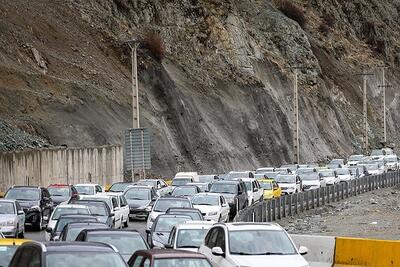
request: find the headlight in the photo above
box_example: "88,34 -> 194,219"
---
29,205 -> 41,212
208,211 -> 218,216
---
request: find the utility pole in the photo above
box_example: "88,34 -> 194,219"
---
377,66 -> 389,144
293,69 -> 299,164
356,71 -> 373,153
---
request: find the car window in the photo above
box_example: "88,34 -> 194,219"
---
143,258 -> 150,267
15,202 -> 22,212
112,198 -> 118,209
43,189 -> 51,198
11,247 -> 40,267
219,196 -> 224,205
205,228 -> 219,249
131,256 -> 143,267
121,196 -> 128,206
215,228 -> 226,252
237,185 -> 242,194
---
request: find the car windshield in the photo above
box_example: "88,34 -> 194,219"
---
172,178 -> 191,186
229,230 -> 297,255
52,207 -> 90,220
276,168 -> 289,174
75,186 -> 95,195
65,224 -> 107,241
198,175 -> 214,183
330,159 -> 343,164
124,188 -> 150,200
109,183 -> 131,192
366,164 -> 379,170
299,173 -> 319,181
263,172 -> 279,179
153,199 -> 191,212
259,182 -> 272,190
191,195 -> 219,206
172,187 -> 197,196
349,155 -> 363,161
155,217 -> 191,232
210,183 -> 236,194
335,169 -> 350,175
136,180 -> 157,187
188,184 -> 207,192
0,245 -> 17,267
229,172 -> 248,179
0,202 -> 15,214
168,211 -> 202,220
275,175 -> 295,183
296,169 -> 315,175
48,187 -> 70,197
154,259 -> 212,267
371,150 -> 383,156
83,203 -> 108,216
177,229 -> 208,249
45,252 -> 126,267
55,218 -> 96,232
88,233 -> 147,254
80,197 -> 112,210
5,188 -> 40,201
319,170 -> 334,177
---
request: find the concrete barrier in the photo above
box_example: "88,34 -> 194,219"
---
0,146 -> 123,191
291,234 -> 335,267
334,237 -> 400,267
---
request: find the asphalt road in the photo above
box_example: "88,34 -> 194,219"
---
25,220 -> 147,242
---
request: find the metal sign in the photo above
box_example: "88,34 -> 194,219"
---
124,128 -> 151,170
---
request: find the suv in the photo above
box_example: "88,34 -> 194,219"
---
4,186 -> 53,231
199,223 -> 309,267
47,184 -> 78,206
209,180 -> 248,220
234,178 -> 263,205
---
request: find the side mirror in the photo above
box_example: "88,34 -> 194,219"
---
18,210 -> 24,215
53,236 -> 60,241
222,203 -> 227,207
109,213 -> 115,217
253,188 -> 258,192
45,227 -> 52,233
114,207 -> 120,211
164,243 -> 173,249
211,247 -> 225,257
238,191 -> 243,195
145,229 -> 151,235
298,246 -> 308,255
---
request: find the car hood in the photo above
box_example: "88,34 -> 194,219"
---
0,214 -> 16,222
230,254 -> 309,267
127,199 -> 151,209
193,205 -> 219,214
152,231 -> 170,246
302,180 -> 320,186
278,183 -> 295,188
92,215 -> 108,224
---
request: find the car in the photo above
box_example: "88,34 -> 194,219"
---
8,241 -> 128,267
0,200 -> 25,238
59,221 -> 109,241
362,163 -> 384,175
254,174 -> 268,180
227,171 -> 254,179
258,179 -> 281,199
371,160 -> 387,173
275,168 -> 292,174
76,229 -> 149,262
296,168 -> 317,175
47,184 -> 79,206
209,180 -> 248,220
167,221 -> 215,252
98,192 -> 130,228
108,182 -> 136,193
198,175 -> 219,183
187,182 -> 211,192
68,199 -> 114,227
318,169 -> 339,185
255,167 -> 275,174
78,194 -> 124,229
174,172 -> 199,181
347,154 -> 365,166
171,185 -> 201,198
135,179 -> 172,196
146,214 -> 193,248
329,159 -> 345,166
191,193 -> 229,222
123,186 -> 158,221
382,147 -> 394,155
128,249 -> 213,267
280,164 -> 299,172
335,168 -> 353,182
384,155 -> 399,171
47,214 -> 98,241
4,186 -> 53,231
260,171 -> 280,180
74,183 -> 104,195
45,204 -> 91,241
235,178 -> 263,205
299,172 -> 326,191
0,238 -> 30,267
371,149 -> 385,160
146,197 -> 192,230
171,176 -> 196,187
199,223 -> 309,267
166,207 -> 204,221
275,174 -> 302,194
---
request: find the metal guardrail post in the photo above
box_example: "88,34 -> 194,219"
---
277,197 -> 281,220
321,187 -> 326,205
288,194 -> 292,216
336,184 -> 340,201
345,182 -> 349,198
327,186 -> 331,203
272,199 -> 276,221
282,196 -> 286,218
305,191 -> 310,210
332,185 -> 336,202
310,190 -> 315,209
267,200 -> 272,222
340,183 -> 344,200
300,192 -> 304,212
294,194 -> 298,214
316,188 -> 320,207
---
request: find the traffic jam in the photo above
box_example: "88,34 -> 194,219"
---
0,147 -> 397,266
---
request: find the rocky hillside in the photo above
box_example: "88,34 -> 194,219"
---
0,0 -> 399,176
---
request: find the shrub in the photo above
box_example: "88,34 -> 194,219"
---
141,31 -> 165,61
278,0 -> 306,28
319,23 -> 330,35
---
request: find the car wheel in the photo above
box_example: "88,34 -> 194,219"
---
124,219 -> 129,228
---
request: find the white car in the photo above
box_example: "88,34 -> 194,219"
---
78,194 -> 123,229
347,154 -> 365,166
384,155 -> 399,171
255,167 -> 275,174
74,184 -> 104,195
275,174 -> 302,194
299,172 -> 326,191
199,223 -> 309,267
192,193 -> 229,222
167,221 -> 215,252
46,204 -> 90,241
335,168 -> 353,182
235,178 -> 263,205
135,179 -> 172,197
0,200 -> 25,238
98,192 -> 130,228
318,169 -> 339,185
363,164 -> 384,175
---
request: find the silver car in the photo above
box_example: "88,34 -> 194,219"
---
0,200 -> 25,238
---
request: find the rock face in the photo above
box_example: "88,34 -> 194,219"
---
0,0 -> 399,176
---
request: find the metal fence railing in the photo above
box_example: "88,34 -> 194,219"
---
234,171 -> 400,222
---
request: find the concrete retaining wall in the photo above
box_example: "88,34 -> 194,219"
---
292,234 -> 335,267
0,146 -> 123,192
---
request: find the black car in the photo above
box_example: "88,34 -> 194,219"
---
165,207 -> 203,221
209,180 -> 248,219
8,241 -> 128,267
47,184 -> 78,206
76,229 -> 149,262
123,186 -> 158,221
68,199 -> 114,227
4,186 -> 53,231
47,214 -> 98,241
146,214 -> 193,248
59,221 -> 109,241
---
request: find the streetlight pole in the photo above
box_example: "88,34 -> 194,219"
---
293,69 -> 299,164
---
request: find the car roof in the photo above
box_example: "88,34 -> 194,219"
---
212,180 -> 240,184
135,249 -> 208,259
0,199 -> 16,204
174,222 -> 214,230
158,196 -> 190,200
98,192 -> 122,196
220,222 -> 283,231
48,184 -> 71,187
11,186 -> 40,189
258,179 -> 274,182
75,184 -> 99,186
84,229 -> 140,235
157,214 -> 192,220
167,207 -> 200,212
125,185 -> 152,190
193,192 -> 221,197
55,204 -> 88,209
0,238 -> 31,246
71,199 -> 107,205
65,222 -> 107,228
58,214 -> 96,219
42,242 -> 117,252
